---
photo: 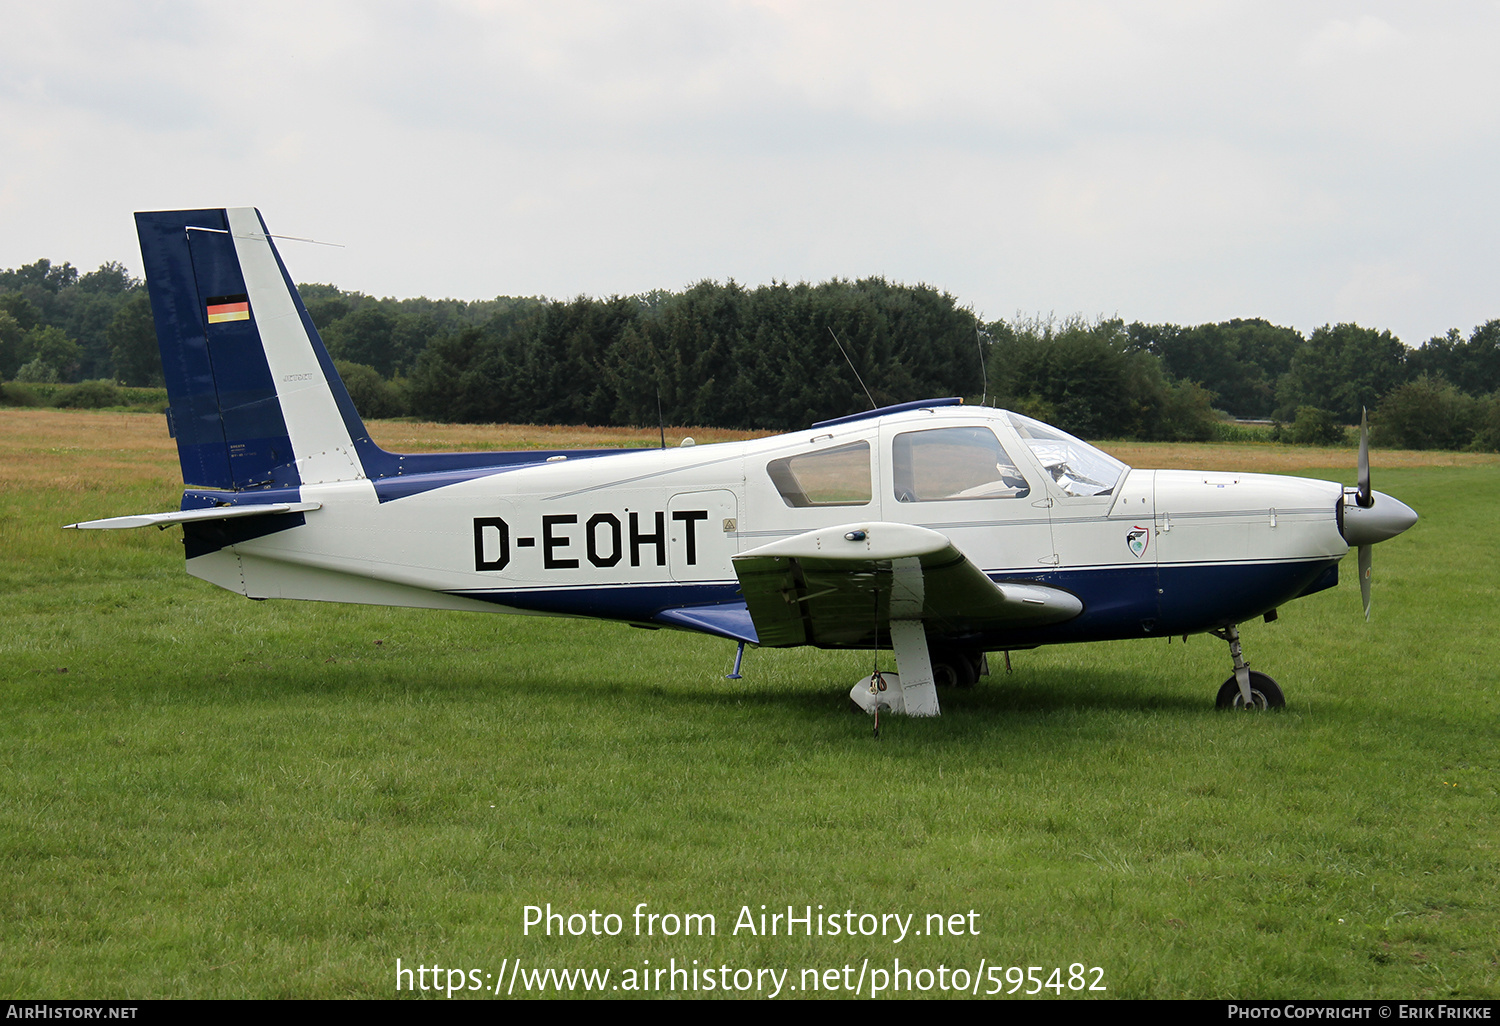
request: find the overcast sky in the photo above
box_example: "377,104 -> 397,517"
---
2,1 -> 1497,345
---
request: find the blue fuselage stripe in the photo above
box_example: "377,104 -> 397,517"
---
445,557 -> 1340,647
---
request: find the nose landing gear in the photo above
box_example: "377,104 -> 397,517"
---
1215,670 -> 1285,710
1210,624 -> 1285,710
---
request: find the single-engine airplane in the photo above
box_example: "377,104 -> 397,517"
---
67,208 -> 1418,717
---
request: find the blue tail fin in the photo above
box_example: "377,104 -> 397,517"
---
135,207 -> 376,492
137,206 -> 624,505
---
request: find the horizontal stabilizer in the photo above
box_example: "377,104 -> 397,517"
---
732,522 -> 1082,648
64,502 -> 321,531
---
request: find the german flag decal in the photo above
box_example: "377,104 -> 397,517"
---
206,294 -> 250,324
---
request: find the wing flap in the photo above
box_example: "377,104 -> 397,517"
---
731,522 -> 1081,647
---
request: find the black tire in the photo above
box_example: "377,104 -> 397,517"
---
930,647 -> 979,689
1216,671 -> 1285,710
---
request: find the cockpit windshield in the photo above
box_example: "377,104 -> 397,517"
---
1005,412 -> 1129,497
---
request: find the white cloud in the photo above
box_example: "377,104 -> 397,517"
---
1300,15 -> 1402,65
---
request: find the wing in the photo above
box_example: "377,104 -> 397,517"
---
731,522 -> 1082,648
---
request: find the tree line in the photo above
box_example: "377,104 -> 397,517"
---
0,259 -> 157,388
2,256 -> 1497,450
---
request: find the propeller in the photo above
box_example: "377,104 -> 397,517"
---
1358,407 -> 1372,619
1341,407 -> 1418,620
1357,408 -> 1372,509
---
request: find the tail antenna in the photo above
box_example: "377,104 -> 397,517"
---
827,327 -> 877,411
656,388 -> 666,450
975,320 -> 988,406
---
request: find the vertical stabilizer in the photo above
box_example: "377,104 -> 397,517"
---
135,207 -> 373,492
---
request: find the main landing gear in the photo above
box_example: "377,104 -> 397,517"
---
928,646 -> 984,690
847,632 -> 989,718
1210,624 -> 1285,710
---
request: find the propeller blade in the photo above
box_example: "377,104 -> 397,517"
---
1357,407 -> 1372,508
1359,544 -> 1372,620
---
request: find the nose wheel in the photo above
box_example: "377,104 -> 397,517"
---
1210,624 -> 1285,710
1215,671 -> 1285,710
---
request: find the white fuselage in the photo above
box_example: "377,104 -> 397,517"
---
185,405 -> 1350,645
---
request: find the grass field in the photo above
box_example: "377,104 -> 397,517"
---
2,409 -> 1497,999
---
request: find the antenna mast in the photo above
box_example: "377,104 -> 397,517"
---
827,327 -> 877,411
976,321 -> 988,406
656,388 -> 666,450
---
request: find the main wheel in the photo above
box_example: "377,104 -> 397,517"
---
930,647 -> 979,689
1216,671 -> 1285,710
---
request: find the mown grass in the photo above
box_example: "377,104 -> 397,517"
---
1,410 -> 1496,999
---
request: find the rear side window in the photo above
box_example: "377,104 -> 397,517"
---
767,441 -> 872,507
892,427 -> 1030,502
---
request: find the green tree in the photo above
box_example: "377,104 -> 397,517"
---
600,319 -> 670,428
108,292 -> 162,386
0,310 -> 24,380
1277,407 -> 1345,445
1276,323 -> 1407,424
334,360 -> 405,419
15,325 -> 80,382
1131,318 -> 1303,418
1152,379 -> 1221,441
988,316 -> 1168,439
54,379 -> 122,409
0,292 -> 38,333
732,277 -> 982,430
388,308 -> 457,376
515,295 -> 639,425
638,280 -> 745,426
1406,321 -> 1500,397
0,259 -> 80,331
1470,395 -> 1500,453
0,258 -> 78,293
322,303 -> 400,377
76,261 -> 139,295
298,283 -> 357,334
66,292 -> 124,379
407,326 -> 509,423
1371,375 -> 1478,450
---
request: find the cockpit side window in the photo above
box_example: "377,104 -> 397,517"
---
766,441 -> 872,507
891,427 -> 1031,502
